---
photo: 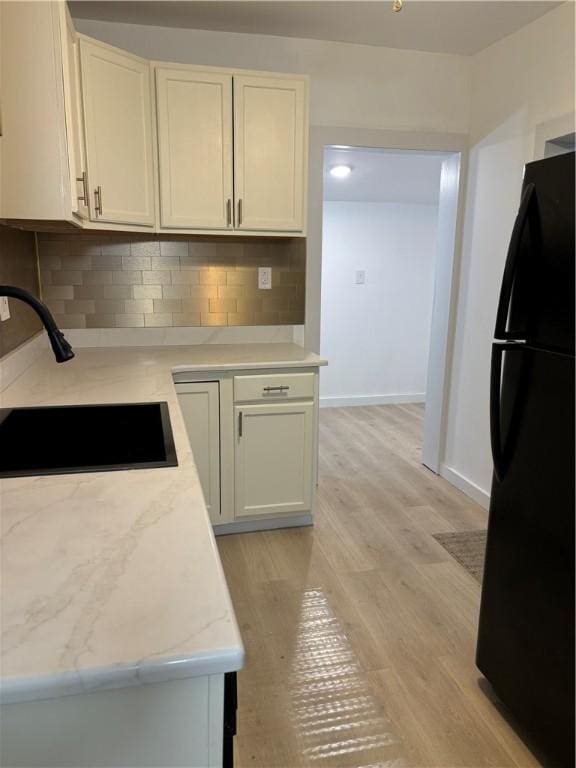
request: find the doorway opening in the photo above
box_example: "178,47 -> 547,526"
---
319,145 -> 462,472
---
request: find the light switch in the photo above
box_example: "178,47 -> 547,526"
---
355,270 -> 366,285
258,267 -> 272,290
0,297 -> 10,321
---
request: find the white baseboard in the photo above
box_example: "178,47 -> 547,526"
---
0,332 -> 48,392
440,464 -> 490,509
64,325 -> 299,348
213,514 -> 313,536
320,393 -> 425,408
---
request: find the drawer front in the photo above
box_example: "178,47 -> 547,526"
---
233,372 -> 314,402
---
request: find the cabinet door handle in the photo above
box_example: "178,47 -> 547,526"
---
94,186 -> 103,216
226,198 -> 232,227
238,411 -> 243,438
263,385 -> 290,393
237,198 -> 242,227
77,171 -> 88,205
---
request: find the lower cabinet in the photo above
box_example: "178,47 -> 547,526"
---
0,675 -> 228,767
234,402 -> 313,518
176,381 -> 221,524
176,367 -> 319,532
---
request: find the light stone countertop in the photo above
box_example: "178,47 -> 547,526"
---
0,343 -> 326,704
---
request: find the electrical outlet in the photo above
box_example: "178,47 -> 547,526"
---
0,297 -> 10,321
355,270 -> 366,285
258,267 -> 272,290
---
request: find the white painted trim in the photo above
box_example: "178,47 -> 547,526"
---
440,464 -> 490,510
64,325 -> 298,348
422,152 -> 464,473
0,332 -> 48,393
320,393 -> 425,408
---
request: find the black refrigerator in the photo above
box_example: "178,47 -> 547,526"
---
476,151 -> 575,767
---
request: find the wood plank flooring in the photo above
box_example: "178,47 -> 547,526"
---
217,404 -> 541,768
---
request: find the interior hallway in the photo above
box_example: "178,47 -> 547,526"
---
217,405 -> 541,767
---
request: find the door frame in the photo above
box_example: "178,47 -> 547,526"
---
305,126 -> 468,473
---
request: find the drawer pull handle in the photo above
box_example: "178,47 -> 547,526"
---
263,385 -> 290,392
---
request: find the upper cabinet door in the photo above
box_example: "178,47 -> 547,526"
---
233,75 -> 307,232
60,7 -> 89,220
80,39 -> 155,226
156,68 -> 233,230
0,1 -> 77,222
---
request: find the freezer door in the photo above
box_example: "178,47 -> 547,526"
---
478,343 -> 575,767
497,152 -> 575,353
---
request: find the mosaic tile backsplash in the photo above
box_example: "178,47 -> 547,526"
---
38,234 -> 306,329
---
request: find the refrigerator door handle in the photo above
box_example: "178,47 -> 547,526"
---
491,341 -> 533,482
490,343 -> 507,481
495,182 -> 536,340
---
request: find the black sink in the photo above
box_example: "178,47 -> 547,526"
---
0,402 -> 178,478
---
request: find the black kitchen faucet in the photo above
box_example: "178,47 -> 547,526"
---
0,285 -> 74,363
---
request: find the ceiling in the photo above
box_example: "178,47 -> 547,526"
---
323,147 -> 445,204
69,1 -> 562,55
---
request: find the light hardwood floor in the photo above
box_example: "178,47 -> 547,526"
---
217,404 -> 541,768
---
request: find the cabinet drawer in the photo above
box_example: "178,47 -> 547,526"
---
233,372 -> 314,402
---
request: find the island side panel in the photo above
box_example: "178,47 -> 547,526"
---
0,675 -> 225,768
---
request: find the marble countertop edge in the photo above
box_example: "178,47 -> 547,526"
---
0,647 -> 245,706
170,357 -> 327,374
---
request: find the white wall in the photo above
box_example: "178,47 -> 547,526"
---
74,18 -> 472,133
442,2 -> 575,505
320,201 -> 438,406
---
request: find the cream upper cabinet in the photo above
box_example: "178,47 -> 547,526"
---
234,402 -> 314,519
156,68 -> 233,230
79,38 -> 155,227
1,4 -> 308,234
61,9 -> 89,220
233,75 -> 307,232
0,1 -> 85,223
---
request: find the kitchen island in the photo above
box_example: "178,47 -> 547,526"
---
0,342 -> 325,767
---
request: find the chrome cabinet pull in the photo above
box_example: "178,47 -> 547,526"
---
263,385 -> 290,393
226,198 -> 232,227
77,171 -> 88,205
94,186 -> 103,216
237,198 -> 242,226
238,411 -> 243,438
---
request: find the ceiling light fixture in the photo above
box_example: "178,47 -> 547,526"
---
392,0 -> 403,12
329,164 -> 353,179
